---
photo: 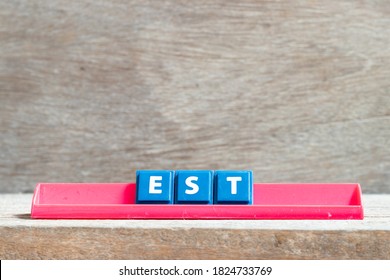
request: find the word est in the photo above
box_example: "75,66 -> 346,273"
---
136,170 -> 253,204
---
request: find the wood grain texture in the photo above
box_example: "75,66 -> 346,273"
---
0,194 -> 389,259
0,0 -> 389,193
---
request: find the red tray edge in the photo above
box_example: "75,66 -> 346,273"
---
30,183 -> 364,220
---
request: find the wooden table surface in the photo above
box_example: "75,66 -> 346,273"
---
1,194 -> 389,259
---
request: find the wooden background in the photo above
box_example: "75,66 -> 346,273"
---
0,0 -> 389,193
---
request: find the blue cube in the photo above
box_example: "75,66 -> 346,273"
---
136,170 -> 175,204
175,170 -> 214,204
214,170 -> 253,204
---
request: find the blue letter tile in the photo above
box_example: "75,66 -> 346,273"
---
136,170 -> 175,204
175,170 -> 214,204
214,170 -> 253,204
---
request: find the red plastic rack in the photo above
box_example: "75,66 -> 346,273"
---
31,183 -> 363,220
